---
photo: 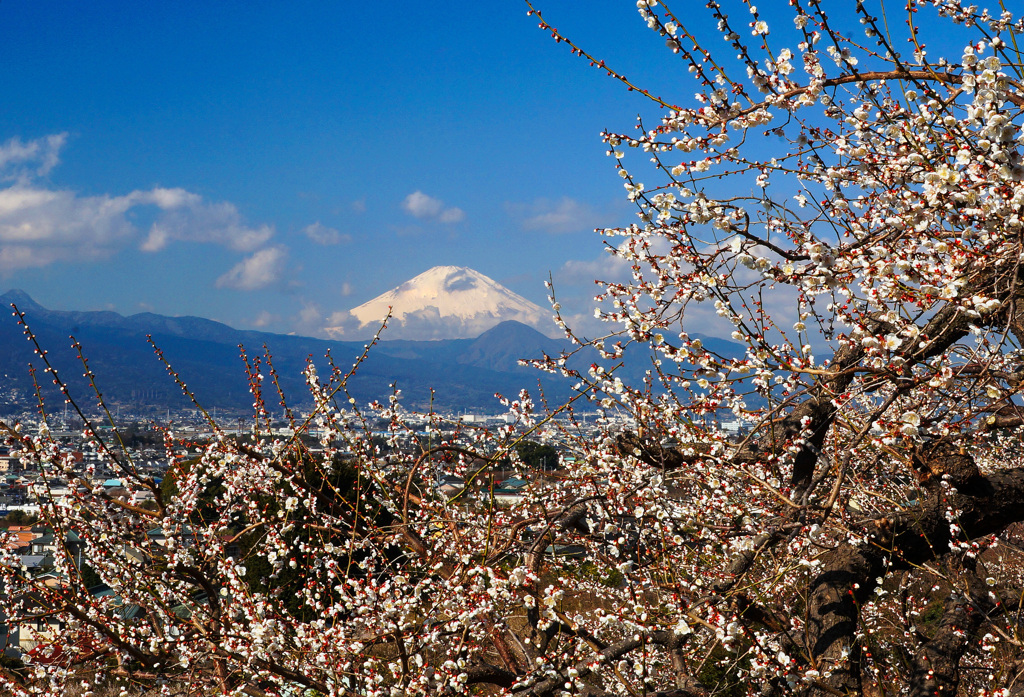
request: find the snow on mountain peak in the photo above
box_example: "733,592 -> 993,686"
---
325,266 -> 557,340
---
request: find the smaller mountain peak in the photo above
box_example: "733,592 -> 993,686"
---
0,289 -> 44,312
475,319 -> 541,340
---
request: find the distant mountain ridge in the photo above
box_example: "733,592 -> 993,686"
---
0,290 -> 576,412
0,290 -> 744,414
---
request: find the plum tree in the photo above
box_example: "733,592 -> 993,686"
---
6,1 -> 1024,696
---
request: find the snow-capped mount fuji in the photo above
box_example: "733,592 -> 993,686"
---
327,266 -> 557,341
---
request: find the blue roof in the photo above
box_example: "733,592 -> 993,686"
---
499,477 -> 529,488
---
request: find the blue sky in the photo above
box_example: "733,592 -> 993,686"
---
0,2 -> 970,343
0,1 -> 707,338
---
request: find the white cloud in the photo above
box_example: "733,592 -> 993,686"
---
438,207 -> 466,223
323,309 -> 363,338
251,310 -> 279,328
215,246 -> 288,290
138,227 -> 169,253
402,191 -> 442,218
297,302 -> 325,330
509,196 -> 603,234
137,192 -> 273,252
0,134 -> 279,272
0,185 -> 137,270
401,190 -> 464,224
0,133 -> 67,180
286,301 -> 332,337
556,253 -> 632,285
302,221 -> 351,246
138,187 -> 201,209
